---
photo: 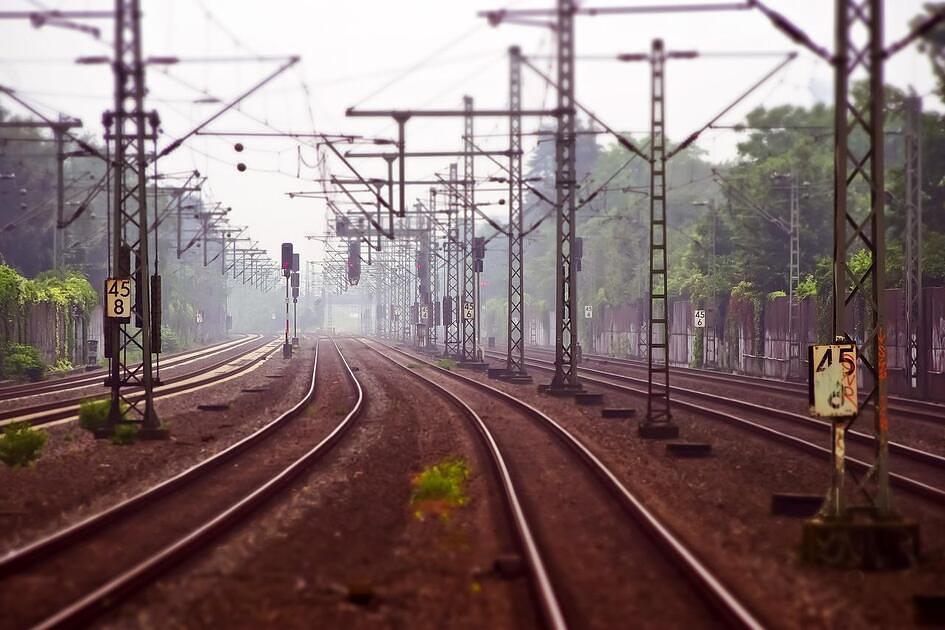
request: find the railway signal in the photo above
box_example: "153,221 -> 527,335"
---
282,242 -> 294,358
291,270 -> 300,346
281,242 -> 293,277
347,239 -> 361,285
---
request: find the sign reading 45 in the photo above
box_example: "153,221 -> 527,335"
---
105,278 -> 131,322
808,342 -> 858,419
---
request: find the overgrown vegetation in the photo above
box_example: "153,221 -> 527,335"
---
160,325 -> 182,353
110,423 -> 139,445
78,397 -> 126,434
1,343 -> 45,380
0,421 -> 47,468
0,264 -> 97,378
49,358 -> 74,375
411,457 -> 470,520
0,106 -> 229,355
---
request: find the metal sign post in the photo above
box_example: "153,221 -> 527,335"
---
103,0 -> 163,439
801,0 -> 918,570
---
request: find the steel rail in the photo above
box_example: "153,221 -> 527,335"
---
10,338 -> 364,629
357,339 -> 567,630
368,338 -> 764,630
0,337 -> 314,578
525,345 -> 945,424
0,336 -> 277,428
509,352 -> 945,506
0,334 -> 260,402
503,350 -> 945,469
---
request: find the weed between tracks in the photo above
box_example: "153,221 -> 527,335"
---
0,421 -> 47,468
436,358 -> 457,371
78,397 -> 127,433
411,457 -> 470,521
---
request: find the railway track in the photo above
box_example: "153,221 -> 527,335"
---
525,345 -> 945,425
485,349 -> 945,507
0,334 -> 262,403
363,337 -> 763,630
0,335 -> 278,430
0,337 -> 364,629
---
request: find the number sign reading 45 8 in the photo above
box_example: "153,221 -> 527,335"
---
105,278 -> 131,321
808,343 -> 858,418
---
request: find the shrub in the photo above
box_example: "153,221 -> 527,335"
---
0,421 -> 47,468
796,274 -> 817,299
110,423 -> 139,445
161,325 -> 182,353
78,397 -> 127,433
2,343 -> 46,380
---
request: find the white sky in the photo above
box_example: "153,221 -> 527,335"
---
0,1 -> 938,268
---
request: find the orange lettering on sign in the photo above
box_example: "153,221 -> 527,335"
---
877,327 -> 888,382
878,326 -> 889,432
841,352 -> 857,409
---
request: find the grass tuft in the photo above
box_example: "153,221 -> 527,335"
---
411,457 -> 469,520
436,358 -> 457,371
0,421 -> 47,468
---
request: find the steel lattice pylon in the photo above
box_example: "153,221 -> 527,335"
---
787,176 -> 802,380
645,39 -> 671,426
105,0 -> 161,435
903,93 -> 925,398
444,163 -> 461,358
414,202 -> 427,347
401,239 -> 411,341
386,253 -> 394,338
429,188 -> 439,349
507,46 -> 527,377
824,0 -> 895,518
393,248 -> 402,340
461,96 -> 478,361
549,0 -> 580,391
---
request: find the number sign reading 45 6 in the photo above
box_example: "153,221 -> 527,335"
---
808,343 -> 858,418
105,278 -> 131,321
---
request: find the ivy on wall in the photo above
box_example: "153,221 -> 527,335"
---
0,264 -> 97,374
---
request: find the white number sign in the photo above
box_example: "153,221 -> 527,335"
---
104,278 -> 131,320
809,343 -> 858,418
694,309 -> 706,328
419,305 -> 429,322
584,305 -> 593,319
463,302 -> 475,321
